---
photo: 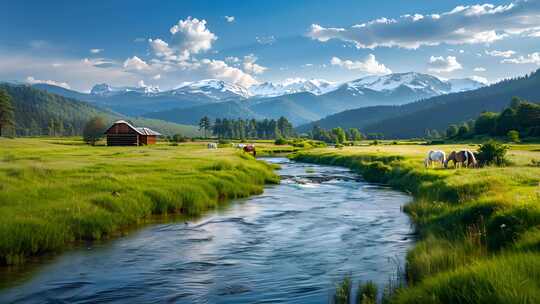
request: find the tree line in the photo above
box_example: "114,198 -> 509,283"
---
199,116 -> 295,139
445,97 -> 540,141
309,125 -> 380,143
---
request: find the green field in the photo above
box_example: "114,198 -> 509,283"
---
0,137 -> 279,265
292,143 -> 540,303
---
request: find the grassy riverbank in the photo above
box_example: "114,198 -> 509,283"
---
291,144 -> 540,303
0,138 -> 279,265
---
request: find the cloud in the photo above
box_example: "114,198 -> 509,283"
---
152,74 -> 161,80
242,54 -> 267,74
199,59 -> 258,87
427,56 -> 462,73
169,17 -> 217,56
308,1 -> 540,49
225,56 -> 240,63
330,54 -> 392,74
26,76 -> 70,89
485,50 -> 516,58
148,38 -> 189,61
474,67 -> 487,72
470,75 -> 489,84
501,52 -> 540,65
256,36 -> 276,45
123,56 -> 150,71
90,48 -> 104,54
224,16 -> 235,23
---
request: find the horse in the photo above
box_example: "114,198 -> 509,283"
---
424,150 -> 446,168
445,150 -> 477,168
207,142 -> 218,149
243,144 -> 256,157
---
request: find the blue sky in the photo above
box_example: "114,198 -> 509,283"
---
1,0 -> 539,91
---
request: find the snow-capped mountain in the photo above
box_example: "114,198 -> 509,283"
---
249,79 -> 338,97
340,72 -> 485,97
171,79 -> 251,100
446,78 -> 487,93
90,83 -> 159,96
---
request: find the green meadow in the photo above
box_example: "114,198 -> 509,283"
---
0,137 -> 279,265
291,143 -> 540,303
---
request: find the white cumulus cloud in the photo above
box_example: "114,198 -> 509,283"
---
308,1 -> 540,49
427,56 -> 463,73
169,17 -> 217,56
470,75 -> 489,85
90,48 -> 104,54
242,54 -> 267,74
199,59 -> 258,87
224,16 -> 235,23
474,67 -> 487,72
330,54 -> 392,74
123,56 -> 150,71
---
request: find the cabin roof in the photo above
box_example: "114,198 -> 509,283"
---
106,120 -> 161,136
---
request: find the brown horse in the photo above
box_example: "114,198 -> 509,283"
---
243,144 -> 256,157
445,150 -> 477,168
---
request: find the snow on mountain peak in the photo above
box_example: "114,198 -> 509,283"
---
172,79 -> 251,99
249,78 -> 338,97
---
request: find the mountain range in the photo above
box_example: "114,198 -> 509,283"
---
298,69 -> 540,138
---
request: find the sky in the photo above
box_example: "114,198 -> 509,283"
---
1,0 -> 539,92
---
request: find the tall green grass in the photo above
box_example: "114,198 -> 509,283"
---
0,138 -> 278,265
291,146 -> 540,303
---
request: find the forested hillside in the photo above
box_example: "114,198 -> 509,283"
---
299,69 -> 540,138
364,69 -> 540,138
1,84 -> 201,137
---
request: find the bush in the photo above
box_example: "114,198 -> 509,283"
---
218,139 -> 231,145
476,141 -> 509,167
274,137 -> 287,145
171,133 -> 189,143
507,130 -> 520,143
82,116 -> 106,145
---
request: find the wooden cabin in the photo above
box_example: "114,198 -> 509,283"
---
105,120 -> 161,146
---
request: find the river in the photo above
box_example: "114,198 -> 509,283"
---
0,158 -> 413,303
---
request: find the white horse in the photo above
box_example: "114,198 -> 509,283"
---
207,142 -> 218,149
424,150 -> 446,168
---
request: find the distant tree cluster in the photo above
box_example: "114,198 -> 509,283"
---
446,97 -> 540,141
310,125 -> 366,143
0,89 -> 15,137
210,116 -> 294,139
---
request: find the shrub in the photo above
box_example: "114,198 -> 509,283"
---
82,116 -> 106,145
218,139 -> 231,145
476,141 -> 508,166
507,130 -> 520,143
274,137 -> 287,145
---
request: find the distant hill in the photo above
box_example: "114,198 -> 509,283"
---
1,83 -> 201,137
34,73 -> 484,126
299,69 -> 540,138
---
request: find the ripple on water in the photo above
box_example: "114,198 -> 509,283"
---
0,157 -> 413,304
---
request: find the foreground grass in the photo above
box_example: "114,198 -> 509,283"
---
0,138 -> 279,265
291,144 -> 540,303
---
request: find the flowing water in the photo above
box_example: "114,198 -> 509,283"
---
0,158 -> 414,303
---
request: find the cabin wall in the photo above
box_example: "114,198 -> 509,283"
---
107,134 -> 139,146
106,123 -> 139,146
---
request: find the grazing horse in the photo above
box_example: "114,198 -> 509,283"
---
207,142 -> 218,149
243,144 -> 256,157
445,150 -> 477,168
424,150 -> 446,168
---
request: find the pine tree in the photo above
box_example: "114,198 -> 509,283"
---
0,89 -> 15,137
